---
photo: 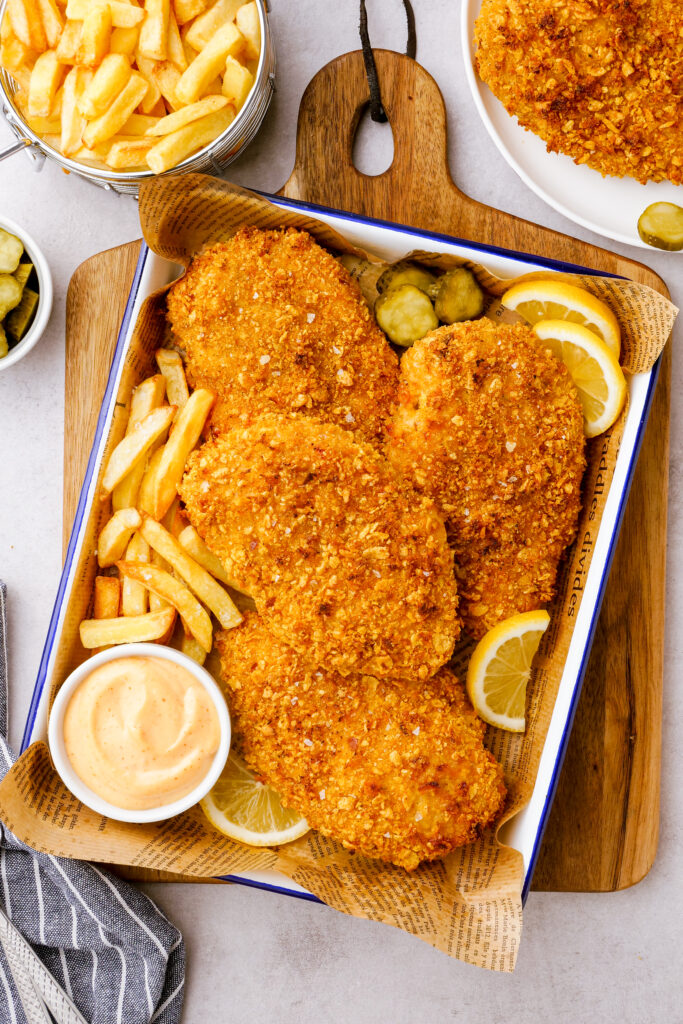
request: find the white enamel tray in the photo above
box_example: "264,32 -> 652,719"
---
462,0 -> 683,251
23,194 -> 661,903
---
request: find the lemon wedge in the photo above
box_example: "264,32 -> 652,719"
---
502,279 -> 621,357
466,610 -> 550,732
201,750 -> 309,847
533,319 -> 627,438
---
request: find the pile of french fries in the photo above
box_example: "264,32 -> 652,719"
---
80,349 -> 244,664
0,0 -> 260,173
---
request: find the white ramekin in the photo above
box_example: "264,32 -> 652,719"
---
0,214 -> 53,372
48,642 -> 231,824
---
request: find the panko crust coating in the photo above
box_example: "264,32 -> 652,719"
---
166,227 -> 398,445
474,0 -> 683,186
180,415 -> 460,680
216,613 -> 507,871
386,321 -> 585,638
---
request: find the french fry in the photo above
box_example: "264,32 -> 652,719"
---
183,0 -> 240,51
36,0 -> 64,48
41,131 -> 63,148
0,19 -> 36,72
177,523 -> 244,591
151,387 -> 214,518
235,0 -> 259,59
112,375 -> 165,510
97,507 -> 142,567
140,516 -> 242,629
117,560 -> 213,651
148,547 -> 171,611
121,531 -> 150,616
9,66 -> 32,94
7,0 -> 47,52
151,58 -> 180,108
51,82 -> 63,114
101,403 -> 175,494
80,607 -> 176,648
221,53 -> 252,110
55,18 -> 81,63
181,36 -> 198,66
138,445 -> 165,516
166,6 -> 185,69
146,105 -> 233,172
91,574 -> 121,652
66,0 -> 144,28
154,348 -> 189,409
60,65 -> 92,155
93,574 -> 121,618
71,145 -> 109,166
26,113 -> 61,133
121,111 -> 159,133
174,20 -> 242,105
173,0 -> 210,25
137,0 -> 169,61
28,50 -> 65,118
82,70 -> 148,147
135,52 -> 162,112
78,52 -> 132,117
162,495 -> 185,536
178,630 -> 206,665
76,3 -> 112,65
121,372 -> 167,432
144,94 -> 226,136
105,136 -> 154,167
110,24 -> 139,55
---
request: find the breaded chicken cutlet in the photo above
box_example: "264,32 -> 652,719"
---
166,227 -> 398,446
216,613 -> 507,870
475,0 -> 683,185
180,415 -> 460,680
387,321 -> 585,638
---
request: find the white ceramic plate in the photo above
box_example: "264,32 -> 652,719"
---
462,0 -> 683,251
23,196 -> 660,904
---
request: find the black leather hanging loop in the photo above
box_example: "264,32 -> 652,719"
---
359,0 -> 416,123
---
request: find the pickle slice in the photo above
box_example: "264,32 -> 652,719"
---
0,228 -> 23,274
434,268 -> 485,324
6,286 -> 39,341
375,284 -> 439,347
0,323 -> 7,359
0,274 -> 23,319
377,260 -> 438,298
14,261 -> 34,290
637,203 -> 683,252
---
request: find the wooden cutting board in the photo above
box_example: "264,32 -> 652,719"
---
64,51 -> 671,892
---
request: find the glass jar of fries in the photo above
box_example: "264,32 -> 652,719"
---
0,0 -> 274,195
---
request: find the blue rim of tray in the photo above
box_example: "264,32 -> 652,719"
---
21,191 -> 662,907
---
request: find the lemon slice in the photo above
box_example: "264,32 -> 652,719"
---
502,279 -> 621,357
466,610 -> 550,732
533,320 -> 627,438
200,750 -> 309,847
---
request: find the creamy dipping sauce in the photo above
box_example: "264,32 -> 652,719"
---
63,656 -> 221,811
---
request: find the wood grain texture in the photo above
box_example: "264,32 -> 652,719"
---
64,50 -> 669,891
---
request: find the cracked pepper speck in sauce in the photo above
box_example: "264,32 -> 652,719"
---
63,656 -> 220,811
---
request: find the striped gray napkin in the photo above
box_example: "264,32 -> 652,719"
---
0,582 -> 185,1024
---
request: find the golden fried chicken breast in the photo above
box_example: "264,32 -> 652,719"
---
475,0 -> 683,185
166,227 -> 398,446
180,415 -> 460,680
216,613 -> 506,870
387,321 -> 585,638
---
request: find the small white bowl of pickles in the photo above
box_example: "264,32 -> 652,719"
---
0,216 -> 52,371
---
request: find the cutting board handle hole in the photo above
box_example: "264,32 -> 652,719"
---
351,104 -> 394,177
